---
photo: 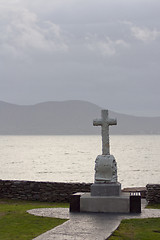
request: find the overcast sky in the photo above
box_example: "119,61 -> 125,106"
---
1,0 -> 160,116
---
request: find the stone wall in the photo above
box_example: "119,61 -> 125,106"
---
0,180 -> 91,202
146,184 -> 160,204
0,180 -> 151,203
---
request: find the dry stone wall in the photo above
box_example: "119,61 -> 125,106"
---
146,184 -> 160,204
0,180 -> 91,202
0,180 -> 154,203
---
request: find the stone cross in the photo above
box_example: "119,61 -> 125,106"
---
93,110 -> 117,155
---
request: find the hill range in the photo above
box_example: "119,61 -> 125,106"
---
0,100 -> 160,135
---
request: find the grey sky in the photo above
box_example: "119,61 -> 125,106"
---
1,0 -> 160,116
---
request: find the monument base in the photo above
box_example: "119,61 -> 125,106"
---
80,192 -> 130,213
91,182 -> 121,196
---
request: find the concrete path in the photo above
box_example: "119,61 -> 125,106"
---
28,200 -> 160,240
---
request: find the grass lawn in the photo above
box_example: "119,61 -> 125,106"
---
108,203 -> 160,240
1,199 -> 160,240
146,203 -> 160,209
0,198 -> 69,240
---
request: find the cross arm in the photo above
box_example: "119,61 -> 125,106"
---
93,119 -> 102,126
108,118 -> 117,126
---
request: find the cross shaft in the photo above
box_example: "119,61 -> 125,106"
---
93,110 -> 117,155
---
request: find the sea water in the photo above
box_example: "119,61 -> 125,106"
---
0,135 -> 160,188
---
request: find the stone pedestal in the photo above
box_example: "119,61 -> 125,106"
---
91,182 -> 121,196
80,192 -> 130,213
70,192 -> 141,213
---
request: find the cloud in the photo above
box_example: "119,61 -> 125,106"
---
1,0 -> 160,116
131,26 -> 160,43
86,36 -> 129,57
0,5 -> 68,60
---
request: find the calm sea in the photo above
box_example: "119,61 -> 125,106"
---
0,135 -> 160,188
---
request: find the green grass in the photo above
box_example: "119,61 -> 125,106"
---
146,203 -> 160,209
108,218 -> 160,240
2,199 -> 160,240
108,203 -> 160,240
0,199 -> 69,240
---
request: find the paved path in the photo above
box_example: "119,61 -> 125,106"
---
28,200 -> 160,240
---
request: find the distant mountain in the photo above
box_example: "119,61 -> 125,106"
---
0,100 -> 160,135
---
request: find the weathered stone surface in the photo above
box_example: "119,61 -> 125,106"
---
93,110 -> 117,155
91,183 -> 121,196
93,110 -> 117,184
94,155 -> 117,183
